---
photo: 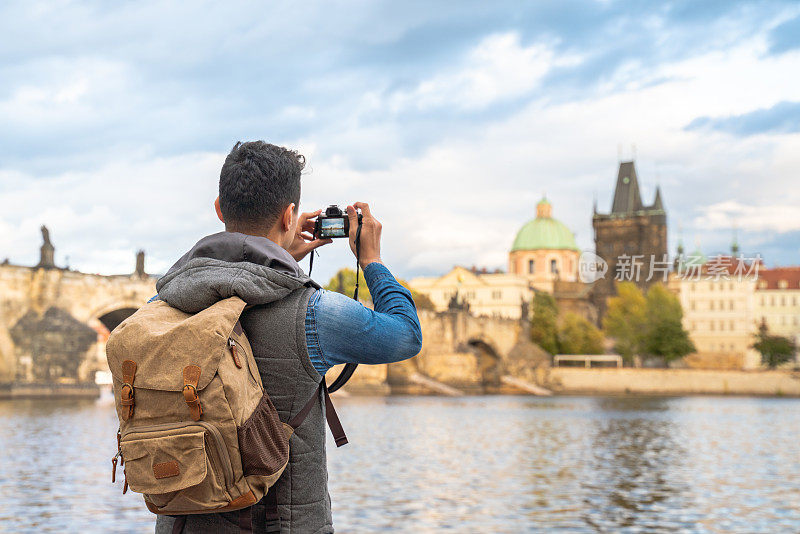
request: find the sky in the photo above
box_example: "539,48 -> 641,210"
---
1,0 -> 799,285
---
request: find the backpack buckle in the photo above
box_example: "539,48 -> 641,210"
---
182,365 -> 203,421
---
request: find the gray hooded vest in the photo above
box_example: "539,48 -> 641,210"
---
153,231 -> 334,534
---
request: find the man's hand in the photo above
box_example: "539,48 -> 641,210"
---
287,209 -> 332,262
347,202 -> 382,269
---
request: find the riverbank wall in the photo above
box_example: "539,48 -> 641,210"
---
0,382 -> 100,399
548,368 -> 800,396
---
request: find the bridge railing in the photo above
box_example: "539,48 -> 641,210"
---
553,354 -> 623,368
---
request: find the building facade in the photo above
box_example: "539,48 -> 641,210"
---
409,266 -> 533,319
755,267 -> 800,348
593,161 -> 667,318
668,253 -> 762,369
411,197 -> 595,322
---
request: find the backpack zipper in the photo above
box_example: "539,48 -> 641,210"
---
122,421 -> 234,488
227,338 -> 242,368
229,337 -> 259,388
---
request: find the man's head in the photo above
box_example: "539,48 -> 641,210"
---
215,141 -> 304,247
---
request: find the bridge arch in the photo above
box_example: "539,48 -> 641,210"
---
88,299 -> 145,332
466,337 -> 504,389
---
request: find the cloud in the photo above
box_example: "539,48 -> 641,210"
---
769,13 -> 800,54
1,0 -> 800,282
685,101 -> 800,136
385,33 -> 564,112
694,200 -> 800,233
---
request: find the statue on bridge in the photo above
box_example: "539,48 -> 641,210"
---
37,225 -> 56,269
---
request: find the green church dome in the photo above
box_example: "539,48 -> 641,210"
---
511,198 -> 579,252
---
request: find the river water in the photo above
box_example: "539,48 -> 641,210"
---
0,394 -> 798,533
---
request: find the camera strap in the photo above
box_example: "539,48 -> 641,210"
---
307,213 -> 362,393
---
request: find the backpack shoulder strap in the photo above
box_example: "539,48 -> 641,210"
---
288,382 -> 348,447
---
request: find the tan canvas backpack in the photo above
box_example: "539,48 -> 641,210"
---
105,295 -> 347,519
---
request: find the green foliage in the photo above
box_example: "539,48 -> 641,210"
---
400,282 -> 436,311
324,268 -> 371,302
752,320 -> 797,369
643,284 -> 695,362
603,282 -> 695,364
602,282 -> 647,361
530,292 -> 559,354
323,267 -> 435,310
557,313 -> 604,355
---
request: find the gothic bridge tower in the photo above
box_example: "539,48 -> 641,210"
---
592,161 -> 667,319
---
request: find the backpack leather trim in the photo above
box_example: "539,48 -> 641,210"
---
145,490 -> 258,515
153,461 -> 180,479
120,360 -> 137,420
182,365 -> 203,421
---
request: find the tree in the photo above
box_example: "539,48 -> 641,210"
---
530,291 -> 559,354
558,313 -> 604,355
602,281 -> 647,362
324,268 -> 371,302
752,319 -> 797,369
643,284 -> 695,363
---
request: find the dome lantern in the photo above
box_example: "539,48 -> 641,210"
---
511,198 -> 579,252
536,197 -> 552,218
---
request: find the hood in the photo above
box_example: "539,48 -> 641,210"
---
156,231 -> 313,314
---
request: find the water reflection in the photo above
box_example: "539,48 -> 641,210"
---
581,397 -> 693,531
0,395 -> 799,532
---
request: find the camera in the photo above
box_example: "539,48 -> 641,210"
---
314,205 -> 360,239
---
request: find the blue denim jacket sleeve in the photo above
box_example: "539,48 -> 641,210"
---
305,262 -> 423,376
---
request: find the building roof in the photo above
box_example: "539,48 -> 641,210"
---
511,197 -> 579,252
757,267 -> 800,290
598,161 -> 665,216
611,161 -> 644,213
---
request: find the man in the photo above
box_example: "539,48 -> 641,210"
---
154,141 -> 422,533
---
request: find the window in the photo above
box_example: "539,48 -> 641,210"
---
709,282 -> 714,291
730,300 -> 734,310
781,296 -> 786,306
729,283 -> 734,291
720,300 -> 725,310
720,321 -> 725,331
492,290 -> 502,300
761,296 -> 765,306
730,320 -> 735,331
528,259 -> 535,274
710,321 -> 715,331
771,296 -> 776,306
550,259 -> 558,274
779,280 -> 788,289
710,300 -> 715,311
691,301 -> 696,311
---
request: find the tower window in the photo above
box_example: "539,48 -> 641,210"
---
550,259 -> 558,274
528,260 -> 535,274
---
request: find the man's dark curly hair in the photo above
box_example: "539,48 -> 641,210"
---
219,141 -> 304,226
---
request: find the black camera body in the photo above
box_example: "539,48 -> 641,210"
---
314,205 -> 360,239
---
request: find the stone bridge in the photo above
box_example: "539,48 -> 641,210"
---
341,309 -> 551,395
1,227 -> 549,396
0,228 -> 155,388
